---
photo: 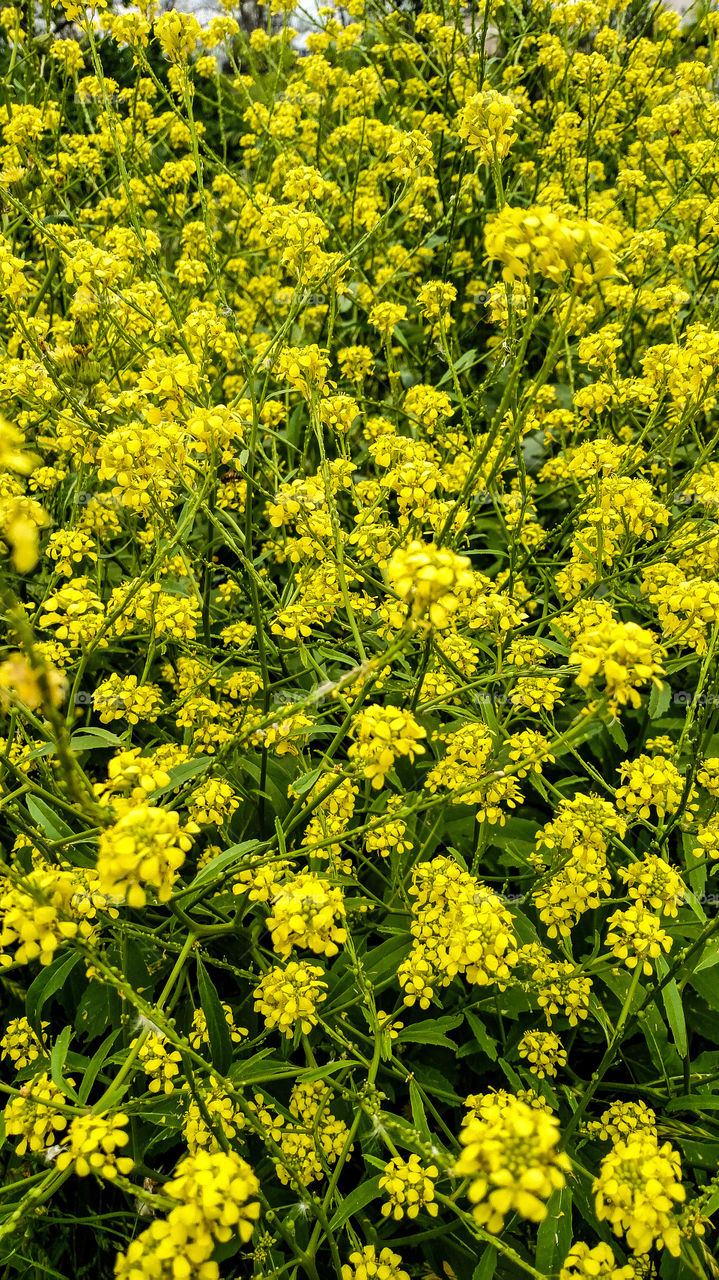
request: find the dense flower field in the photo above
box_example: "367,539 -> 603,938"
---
2,0 -> 719,1275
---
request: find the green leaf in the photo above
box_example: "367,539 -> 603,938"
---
607,718 -> 628,751
329,1176 -> 382,1231
70,727 -> 125,750
472,1246 -> 497,1280
397,1013 -> 462,1048
689,968 -> 719,1012
666,1095 -> 719,1113
599,969 -> 683,1074
696,939 -> 719,972
229,1051 -> 297,1085
297,1061 -> 353,1083
655,956 -> 688,1058
196,958 -> 233,1076
325,939 -> 409,1011
409,1080 -> 432,1142
465,1011 -> 498,1061
490,817 -> 540,853
50,1025 -> 78,1101
239,757 -> 289,817
78,1028 -> 123,1104
536,1185 -> 573,1274
570,1162 -> 614,1245
26,796 -> 73,840
26,951 -> 82,1035
75,979 -> 115,1039
290,766 -> 324,795
648,681 -> 672,719
187,839 -> 260,889
497,1058 -> 523,1090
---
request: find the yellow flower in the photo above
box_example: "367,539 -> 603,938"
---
485,205 -> 621,288
254,960 -> 328,1037
379,1153 -> 439,1220
189,1003 -> 246,1050
348,704 -> 427,788
368,302 -> 407,334
398,856 -> 518,1008
0,1016 -> 49,1069
387,539 -> 473,629
56,1112 -> 134,1179
416,280 -> 457,321
0,652 -> 67,712
454,1095 -> 571,1233
605,906 -> 672,975
132,1033 -> 182,1095
97,806 -> 193,908
560,1242 -> 637,1280
4,1072 -> 74,1155
517,1030 -> 568,1078
266,873 -> 346,958
594,1135 -> 685,1256
571,620 -> 666,711
341,1246 -> 409,1280
616,754 -> 693,822
458,89 -> 521,163
183,1081 -> 245,1154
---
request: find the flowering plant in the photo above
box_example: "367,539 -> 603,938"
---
1,0 -> 719,1276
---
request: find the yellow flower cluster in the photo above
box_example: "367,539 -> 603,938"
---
266,873 -> 347,958
274,1080 -> 352,1186
93,674 -> 163,725
485,205 -> 621,287
594,1136 -> 685,1256
186,778 -> 240,826
605,906 -> 672,975
387,539 -> 474,629
341,1246 -> 409,1280
300,773 -> 359,864
0,1015 -> 48,1069
458,89 -> 521,164
189,1003 -> 246,1050
517,1030 -> 568,1078
698,758 -> 719,796
398,856 -> 518,1008
365,796 -> 412,858
530,795 -> 626,937
425,721 -> 496,805
587,1100 -> 658,1143
0,866 -> 95,967
0,651 -> 66,711
560,1243 -> 637,1280
56,1112 -> 134,1180
455,1094 -> 571,1233
4,1072 -> 72,1155
183,1082 -> 245,1155
696,818 -> 719,861
518,944 -> 592,1026
618,855 -> 684,917
97,806 -> 194,908
571,620 -> 666,711
115,1150 -> 260,1278
379,1154 -> 439,1220
132,1032 -> 182,1095
616,754 -> 692,822
348,704 -> 427,789
253,960 -> 328,1037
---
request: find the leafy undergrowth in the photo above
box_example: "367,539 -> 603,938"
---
1,0 -> 719,1278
